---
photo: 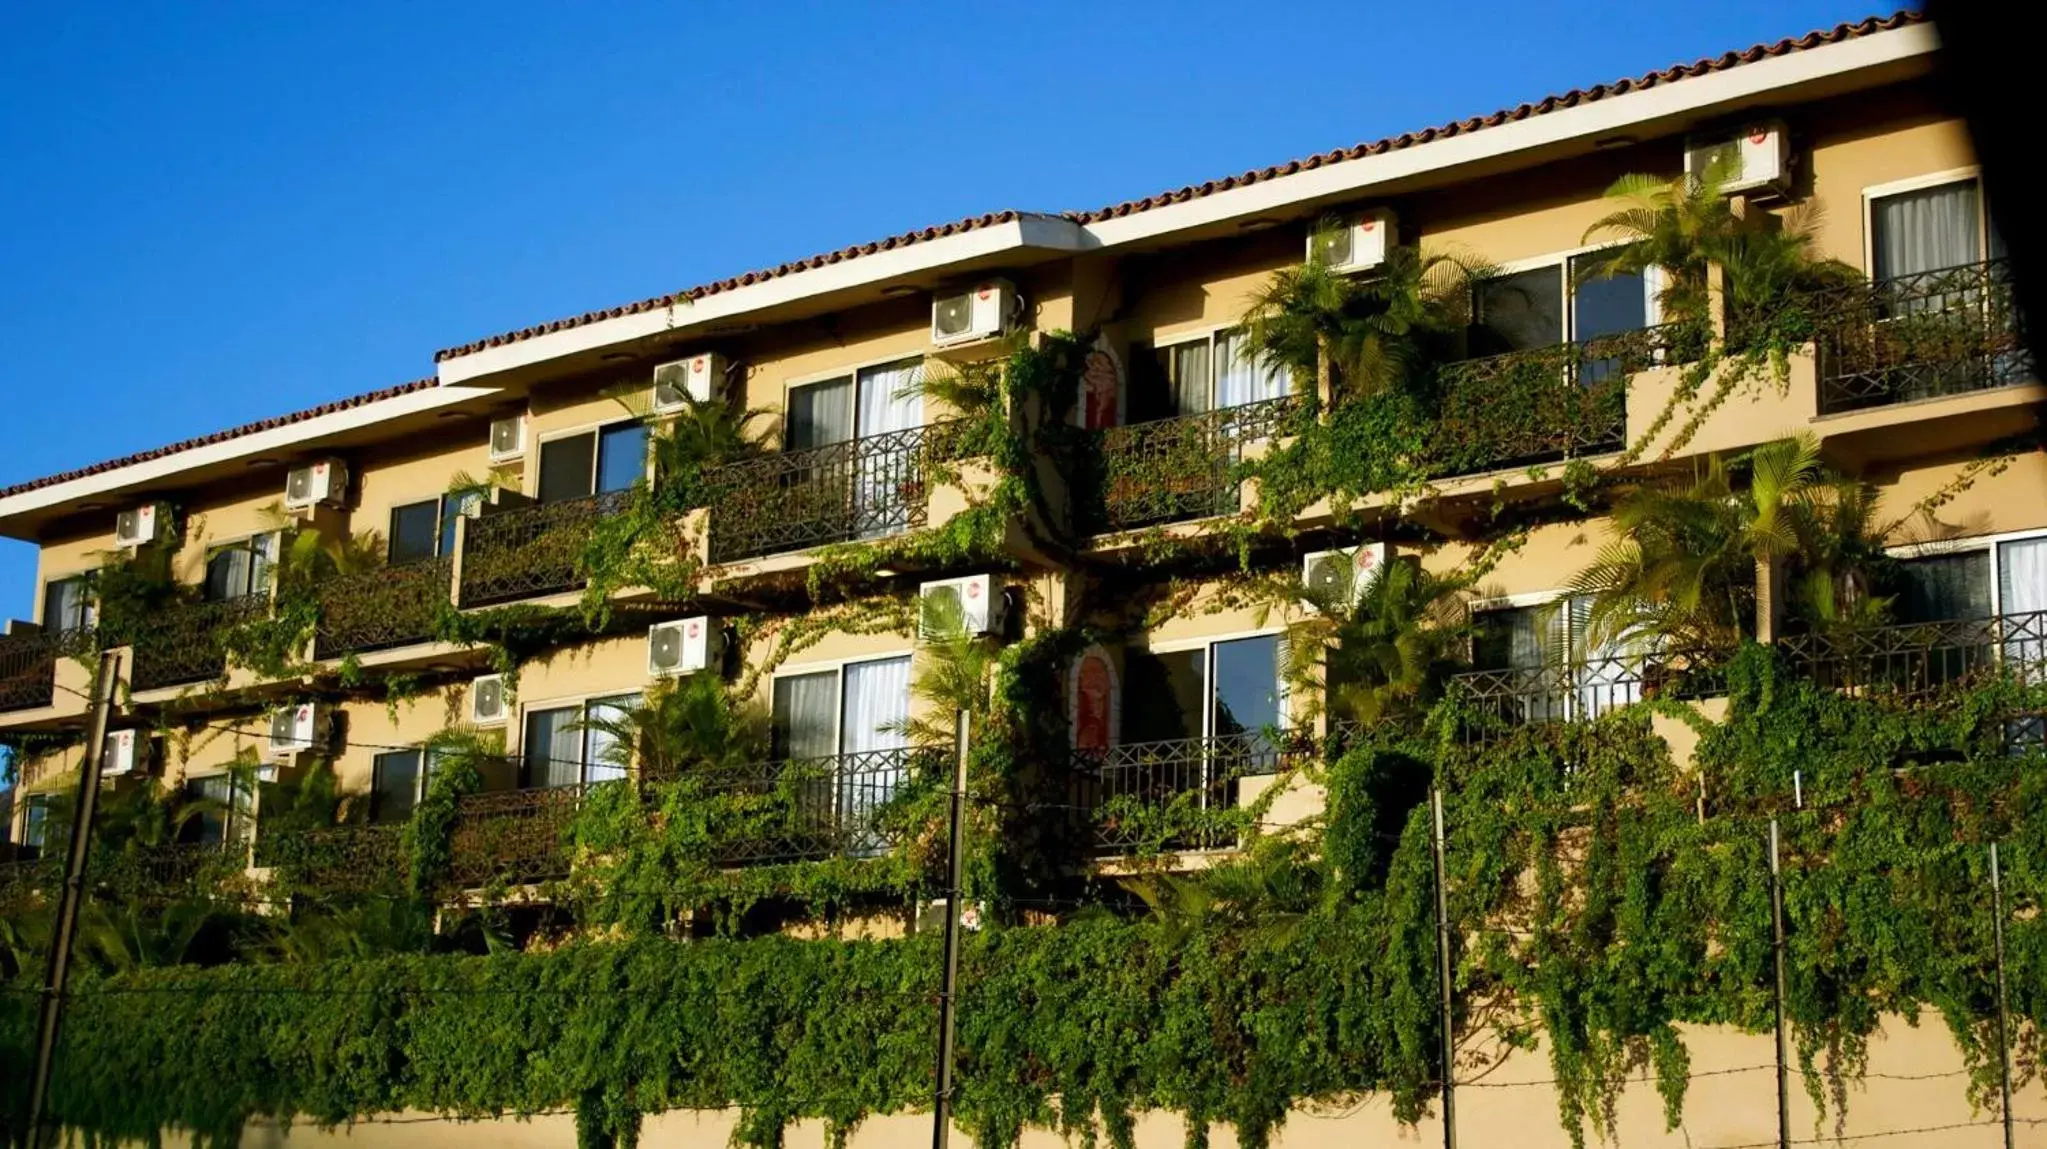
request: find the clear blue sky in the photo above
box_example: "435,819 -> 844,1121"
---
0,0 -> 1893,613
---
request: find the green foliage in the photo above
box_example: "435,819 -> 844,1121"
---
404,729 -> 494,895
1289,555 -> 1473,727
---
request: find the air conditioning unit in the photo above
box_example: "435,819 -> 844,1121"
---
931,281 -> 1013,348
1308,209 -> 1395,273
488,415 -> 527,463
648,616 -> 721,677
1302,543 -> 1389,612
266,702 -> 324,762
114,503 -> 171,549
469,674 -> 508,727
284,459 -> 349,511
1684,121 -> 1790,197
652,353 -> 727,412
101,729 -> 143,777
919,575 -> 1002,642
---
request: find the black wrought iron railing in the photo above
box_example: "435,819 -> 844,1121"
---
122,595 -> 269,693
445,781 -> 599,889
1074,730 -> 1309,855
314,557 -> 454,659
96,841 -> 248,903
255,824 -> 408,895
703,422 -> 960,564
681,746 -> 948,866
1427,321 -> 1704,478
1778,610 -> 2047,699
1449,649 -> 1728,737
0,627 -> 90,712
458,491 -> 628,608
1082,395 -> 1304,535
1807,259 -> 2032,414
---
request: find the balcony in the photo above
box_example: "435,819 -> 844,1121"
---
1082,395 -> 1303,535
119,595 -> 269,694
1449,649 -> 1729,737
457,490 -> 628,608
1808,259 -> 2031,415
1778,609 -> 2046,701
0,627 -> 88,713
680,746 -> 948,866
1075,730 -> 1312,855
255,824 -> 407,896
1425,322 -> 1705,480
314,557 -> 454,659
702,421 -> 966,565
444,782 -> 593,888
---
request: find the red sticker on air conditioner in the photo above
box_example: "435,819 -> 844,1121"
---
976,286 -> 991,300
966,582 -> 982,598
1748,128 -> 1769,144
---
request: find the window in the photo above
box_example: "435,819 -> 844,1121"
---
1897,535 -> 2047,623
786,360 -> 922,451
203,535 -> 277,602
20,795 -> 53,854
1121,634 -> 1284,745
370,749 -> 424,824
771,656 -> 913,850
388,494 -> 470,565
1471,254 -> 1658,359
180,774 -> 251,845
1128,329 -> 1285,424
40,574 -> 93,632
1472,596 -> 1642,719
536,421 -> 650,504
520,694 -> 640,789
1870,177 -> 2003,283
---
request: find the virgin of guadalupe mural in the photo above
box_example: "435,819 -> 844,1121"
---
1068,645 -> 1119,752
1080,346 -> 1121,431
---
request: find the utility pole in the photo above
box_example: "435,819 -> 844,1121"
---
1429,787 -> 1457,1149
1990,843 -> 2015,1149
27,648 -> 123,1149
930,710 -> 971,1149
1769,818 -> 1791,1149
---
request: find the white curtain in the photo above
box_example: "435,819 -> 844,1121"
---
1873,181 -> 1981,281
1571,595 -> 1643,718
524,706 -> 583,789
583,693 -> 639,784
1170,341 -> 1211,416
840,656 -> 911,849
1212,329 -> 1286,409
1999,539 -> 2047,678
788,378 -> 855,450
854,360 -> 924,537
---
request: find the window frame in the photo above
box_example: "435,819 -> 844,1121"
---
1143,323 -> 1288,418
781,353 -> 926,449
201,531 -> 281,603
369,747 -> 429,824
19,794 -> 53,851
179,771 -> 254,844
767,650 -> 917,759
385,493 -> 470,565
514,690 -> 646,789
35,571 -> 96,632
530,417 -> 654,502
1139,627 -> 1290,742
1888,528 -> 2047,619
1860,167 -> 1993,281
1473,244 -> 1667,351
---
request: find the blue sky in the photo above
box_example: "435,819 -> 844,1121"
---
0,0 -> 1891,612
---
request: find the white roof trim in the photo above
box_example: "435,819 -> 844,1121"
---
438,23 -> 1935,386
436,214 -> 1092,386
0,385 -> 502,523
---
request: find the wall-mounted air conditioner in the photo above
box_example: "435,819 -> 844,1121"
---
114,503 -> 171,549
101,729 -> 143,777
652,353 -> 727,413
1684,121 -> 1790,197
488,415 -> 527,463
931,281 -> 1014,348
1302,543 -> 1389,612
648,616 -> 721,677
1308,210 -> 1395,274
469,674 -> 508,727
284,459 -> 349,511
918,575 -> 1002,642
266,702 -> 325,762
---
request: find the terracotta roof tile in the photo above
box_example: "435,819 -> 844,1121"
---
0,378 -> 439,502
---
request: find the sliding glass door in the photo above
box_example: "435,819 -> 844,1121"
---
771,654 -> 913,853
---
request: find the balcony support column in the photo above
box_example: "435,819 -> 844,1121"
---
1755,554 -> 1786,645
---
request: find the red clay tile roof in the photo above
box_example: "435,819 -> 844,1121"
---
431,9 -> 1925,363
1,10 -> 1927,507
0,378 -> 439,502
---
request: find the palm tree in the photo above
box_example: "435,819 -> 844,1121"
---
581,672 -> 767,784
889,590 -> 998,750
1290,554 -> 1472,728
1241,242 -> 1481,400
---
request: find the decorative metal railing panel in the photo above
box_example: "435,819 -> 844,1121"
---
1082,395 -> 1304,535
1449,649 -> 1728,738
96,842 -> 248,904
315,557 -> 454,659
1807,259 -> 2031,413
446,782 -> 598,888
1428,322 -> 1704,478
1074,730 -> 1310,855
458,491 -> 629,608
256,824 -> 408,895
1779,610 -> 2047,699
682,746 -> 947,866
123,595 -> 269,693
704,422 -> 957,564
0,627 -> 90,712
